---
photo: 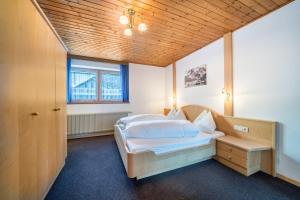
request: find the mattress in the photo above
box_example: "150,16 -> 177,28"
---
124,130 -> 224,155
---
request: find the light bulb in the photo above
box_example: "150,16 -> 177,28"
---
124,28 -> 133,36
138,23 -> 147,32
119,15 -> 129,25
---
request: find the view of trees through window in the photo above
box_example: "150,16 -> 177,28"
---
70,67 -> 122,102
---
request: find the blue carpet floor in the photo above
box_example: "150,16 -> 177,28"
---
46,135 -> 300,200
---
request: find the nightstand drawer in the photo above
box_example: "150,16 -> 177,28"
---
217,141 -> 247,159
217,149 -> 247,168
216,135 -> 273,177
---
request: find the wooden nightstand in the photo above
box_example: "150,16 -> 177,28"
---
215,136 -> 272,176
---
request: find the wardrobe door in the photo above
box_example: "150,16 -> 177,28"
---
0,0 -> 20,199
47,34 -> 58,190
34,15 -> 56,199
17,1 -> 39,199
54,42 -> 67,171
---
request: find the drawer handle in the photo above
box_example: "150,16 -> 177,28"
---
53,108 -> 61,111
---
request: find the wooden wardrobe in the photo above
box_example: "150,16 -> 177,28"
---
0,0 -> 67,199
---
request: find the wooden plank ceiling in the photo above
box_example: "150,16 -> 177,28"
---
37,0 -> 292,67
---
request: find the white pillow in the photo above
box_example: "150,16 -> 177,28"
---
167,108 -> 177,119
172,109 -> 187,120
193,111 -> 216,134
193,110 -> 208,122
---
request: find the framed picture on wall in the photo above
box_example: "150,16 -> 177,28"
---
184,64 -> 207,88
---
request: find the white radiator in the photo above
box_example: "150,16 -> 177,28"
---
67,112 -> 129,139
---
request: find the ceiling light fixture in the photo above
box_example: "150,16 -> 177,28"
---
119,15 -> 129,25
138,23 -> 147,32
124,28 -> 133,36
119,8 -> 147,36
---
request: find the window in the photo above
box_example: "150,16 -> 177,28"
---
100,72 -> 122,101
67,58 -> 129,103
70,68 -> 98,101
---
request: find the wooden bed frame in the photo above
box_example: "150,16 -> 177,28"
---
114,125 -> 216,179
114,105 -> 276,179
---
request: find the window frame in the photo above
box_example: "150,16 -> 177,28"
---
68,67 -> 126,104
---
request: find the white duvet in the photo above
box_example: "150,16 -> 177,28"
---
117,114 -> 167,129
125,120 -> 199,139
126,131 -> 225,155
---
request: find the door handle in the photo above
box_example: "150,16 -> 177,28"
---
53,108 -> 61,111
31,112 -> 39,116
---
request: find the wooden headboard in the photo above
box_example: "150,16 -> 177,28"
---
181,105 -> 275,145
181,105 -> 220,122
181,105 -> 225,132
181,105 -> 276,176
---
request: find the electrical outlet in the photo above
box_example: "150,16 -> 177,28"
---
234,125 -> 249,133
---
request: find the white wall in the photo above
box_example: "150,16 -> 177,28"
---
233,1 -> 300,182
169,0 -> 300,182
67,63 -> 166,115
165,64 -> 173,108
175,38 -> 224,114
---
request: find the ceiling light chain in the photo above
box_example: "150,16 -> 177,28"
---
119,8 -> 147,36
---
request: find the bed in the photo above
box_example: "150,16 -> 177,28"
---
114,105 -> 225,179
114,104 -> 277,179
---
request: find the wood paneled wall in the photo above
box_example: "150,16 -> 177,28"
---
172,62 -> 177,109
224,32 -> 234,116
0,0 -> 67,199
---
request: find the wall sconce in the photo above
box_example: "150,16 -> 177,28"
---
221,88 -> 230,100
168,96 -> 177,109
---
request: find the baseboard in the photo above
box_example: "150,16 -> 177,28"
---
277,173 -> 300,187
42,160 -> 65,199
67,130 -> 114,139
